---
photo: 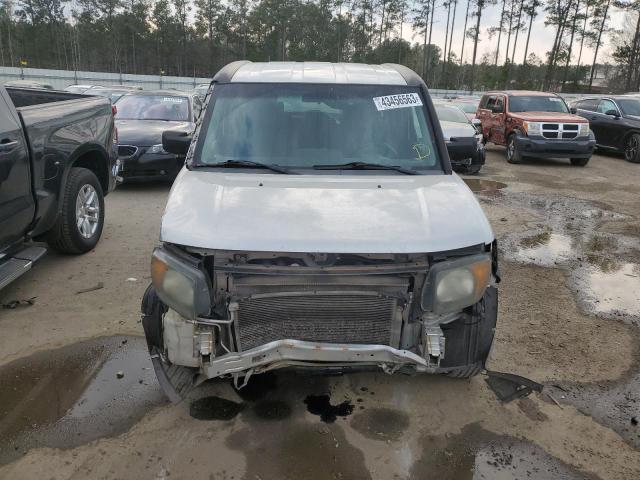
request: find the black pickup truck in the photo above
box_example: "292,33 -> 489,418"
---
0,85 -> 118,290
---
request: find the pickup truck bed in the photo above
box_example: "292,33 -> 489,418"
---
0,86 -> 117,289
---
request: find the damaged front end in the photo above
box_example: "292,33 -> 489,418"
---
142,245 -> 499,401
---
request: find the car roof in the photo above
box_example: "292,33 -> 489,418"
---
484,90 -> 557,97
227,62 -> 408,85
127,90 -> 192,97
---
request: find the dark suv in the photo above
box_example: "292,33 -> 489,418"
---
571,96 -> 640,163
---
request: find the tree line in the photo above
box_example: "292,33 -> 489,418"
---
0,0 -> 637,92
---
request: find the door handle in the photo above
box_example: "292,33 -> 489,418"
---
0,140 -> 18,153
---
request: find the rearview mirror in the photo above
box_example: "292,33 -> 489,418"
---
162,130 -> 192,155
605,109 -> 620,117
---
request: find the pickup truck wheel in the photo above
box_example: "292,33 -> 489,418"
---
506,134 -> 522,164
624,133 -> 640,163
570,157 -> 590,166
46,167 -> 105,254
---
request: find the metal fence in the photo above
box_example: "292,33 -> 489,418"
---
0,66 -> 211,91
0,66 -> 588,103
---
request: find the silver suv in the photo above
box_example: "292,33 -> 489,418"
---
141,61 -> 499,401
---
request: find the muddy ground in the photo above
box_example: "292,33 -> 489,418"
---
0,147 -> 639,480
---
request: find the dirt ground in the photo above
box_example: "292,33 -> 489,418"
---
0,147 -> 639,480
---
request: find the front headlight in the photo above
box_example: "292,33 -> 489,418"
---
421,254 -> 492,314
147,144 -> 168,154
523,121 -> 542,136
578,123 -> 590,137
151,247 -> 211,319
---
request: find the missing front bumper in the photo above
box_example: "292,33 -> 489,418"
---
202,339 -> 438,380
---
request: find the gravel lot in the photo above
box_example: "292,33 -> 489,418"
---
0,147 -> 639,480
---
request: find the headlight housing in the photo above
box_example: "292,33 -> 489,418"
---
523,121 -> 542,136
147,144 -> 168,154
151,247 -> 211,319
578,123 -> 590,137
421,254 -> 492,314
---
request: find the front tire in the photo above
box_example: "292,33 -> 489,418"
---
506,134 -> 522,164
465,164 -> 482,175
46,167 -> 105,254
624,133 -> 640,163
570,157 -> 590,166
441,286 -> 498,379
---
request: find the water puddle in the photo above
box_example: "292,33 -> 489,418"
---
463,179 -> 508,193
547,369 -> 640,449
189,396 -> 244,421
0,336 -> 165,465
513,232 -> 574,267
350,407 -> 409,441
410,423 -> 596,479
581,263 -> 640,317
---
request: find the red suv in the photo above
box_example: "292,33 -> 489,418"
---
477,91 -> 596,166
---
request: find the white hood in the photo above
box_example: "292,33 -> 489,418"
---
160,170 -> 494,253
439,120 -> 477,140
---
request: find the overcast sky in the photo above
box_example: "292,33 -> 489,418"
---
400,4 -> 624,65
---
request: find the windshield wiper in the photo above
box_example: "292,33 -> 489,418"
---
201,159 -> 292,174
313,161 -> 419,175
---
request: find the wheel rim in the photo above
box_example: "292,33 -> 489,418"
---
507,139 -> 514,160
75,184 -> 100,239
625,136 -> 639,161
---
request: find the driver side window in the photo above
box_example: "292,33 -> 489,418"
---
597,99 -> 617,115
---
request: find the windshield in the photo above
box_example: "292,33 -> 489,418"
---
196,83 -> 441,171
508,95 -> 568,113
617,98 -> 640,116
115,95 -> 190,121
451,102 -> 478,114
434,104 -> 470,124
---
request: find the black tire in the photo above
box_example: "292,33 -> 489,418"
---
570,157 -> 590,166
142,285 -> 197,402
506,134 -> 522,164
46,167 -> 105,254
440,286 -> 498,379
624,133 -> 640,163
465,164 -> 482,175
445,363 -> 484,379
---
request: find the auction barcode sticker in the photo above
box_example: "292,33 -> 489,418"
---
373,93 -> 423,111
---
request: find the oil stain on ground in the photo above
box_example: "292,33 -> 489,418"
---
409,423 -> 598,480
304,394 -> 354,423
226,422 -> 371,480
350,407 -> 410,441
0,335 -> 166,465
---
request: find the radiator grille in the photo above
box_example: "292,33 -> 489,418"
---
541,123 -> 582,140
236,293 -> 397,351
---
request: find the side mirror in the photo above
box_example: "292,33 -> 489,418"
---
492,105 -> 504,114
471,118 -> 482,132
569,107 -> 577,114
162,130 -> 192,155
605,109 -> 620,118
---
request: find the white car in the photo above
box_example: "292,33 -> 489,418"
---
141,61 -> 499,400
434,102 -> 485,174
